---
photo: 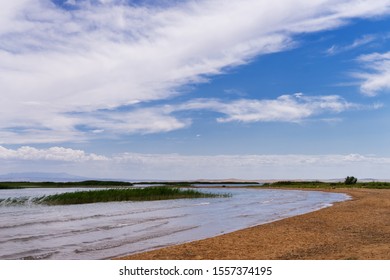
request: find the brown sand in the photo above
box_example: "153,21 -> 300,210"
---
116,188 -> 390,260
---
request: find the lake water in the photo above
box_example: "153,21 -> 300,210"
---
0,187 -> 349,260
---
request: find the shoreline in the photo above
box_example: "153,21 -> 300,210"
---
116,188 -> 390,260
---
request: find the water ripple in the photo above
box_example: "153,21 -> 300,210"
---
0,188 -> 349,259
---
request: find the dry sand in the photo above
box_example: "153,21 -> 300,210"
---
116,188 -> 390,260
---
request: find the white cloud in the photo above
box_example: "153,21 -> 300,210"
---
356,51 -> 390,96
0,92 -> 375,144
64,0 -> 76,5
1,0 -> 390,143
176,94 -> 360,123
326,34 -> 377,55
79,108 -> 191,135
1,146 -> 390,179
217,94 -> 356,123
62,93 -> 371,135
0,129 -> 86,145
0,145 -> 108,162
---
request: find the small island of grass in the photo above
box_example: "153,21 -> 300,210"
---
36,187 -> 231,205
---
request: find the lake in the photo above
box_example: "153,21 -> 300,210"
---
0,187 -> 349,259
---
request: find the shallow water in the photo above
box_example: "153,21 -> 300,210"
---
0,188 -> 349,260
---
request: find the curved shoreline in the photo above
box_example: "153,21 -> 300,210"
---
116,188 -> 390,260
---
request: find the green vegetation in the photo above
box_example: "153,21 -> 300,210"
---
35,187 -> 231,205
0,180 -> 260,189
0,185 -> 25,190
136,181 -> 259,186
344,176 -> 358,185
261,180 -> 390,189
0,180 -> 133,189
1,179 -> 389,191
0,197 -> 30,205
357,181 -> 390,189
262,181 -> 331,188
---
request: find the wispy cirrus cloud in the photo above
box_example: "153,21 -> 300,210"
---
1,0 -> 390,144
0,93 -> 379,143
326,34 -> 377,55
73,108 -> 191,135
60,93 -> 377,136
355,51 -> 390,96
177,94 -> 360,123
326,32 -> 390,96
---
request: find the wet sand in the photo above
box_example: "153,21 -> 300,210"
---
117,188 -> 390,260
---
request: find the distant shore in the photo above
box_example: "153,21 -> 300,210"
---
116,188 -> 390,260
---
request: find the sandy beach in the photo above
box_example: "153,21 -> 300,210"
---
117,188 -> 390,260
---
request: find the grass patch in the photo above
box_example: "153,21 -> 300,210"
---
36,187 -> 231,205
0,180 -> 258,189
357,182 -> 390,189
261,181 -> 390,189
136,181 -> 259,186
0,180 -> 133,189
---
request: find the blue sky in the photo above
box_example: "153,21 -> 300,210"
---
1,0 -> 390,180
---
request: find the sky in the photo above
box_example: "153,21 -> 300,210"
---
1,0 -> 390,180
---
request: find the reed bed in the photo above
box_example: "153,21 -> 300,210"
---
36,187 -> 231,205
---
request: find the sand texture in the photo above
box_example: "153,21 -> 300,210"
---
116,189 -> 390,260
